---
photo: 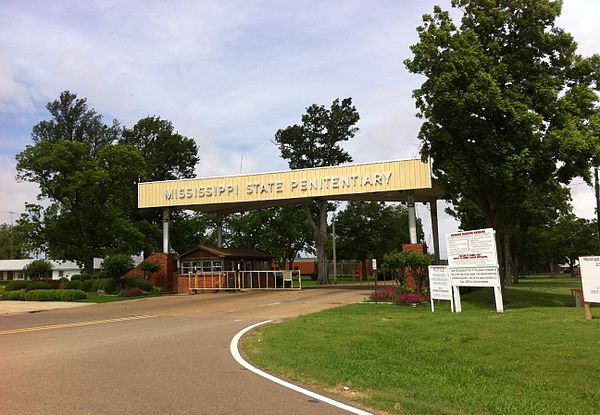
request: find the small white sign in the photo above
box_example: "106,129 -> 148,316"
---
429,265 -> 452,300
372,258 -> 377,270
450,266 -> 500,287
446,228 -> 498,268
579,256 -> 600,303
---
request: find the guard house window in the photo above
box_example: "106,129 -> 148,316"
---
182,260 -> 223,274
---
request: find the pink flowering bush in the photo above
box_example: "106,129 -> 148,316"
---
396,293 -> 426,305
369,287 -> 400,302
118,287 -> 145,297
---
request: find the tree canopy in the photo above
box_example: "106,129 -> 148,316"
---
334,202 -> 424,278
225,206 -> 313,268
405,0 -> 600,284
15,91 -> 200,269
274,98 -> 360,284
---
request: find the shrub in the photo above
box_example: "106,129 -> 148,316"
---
97,278 -> 118,294
80,274 -> 94,281
22,259 -> 53,280
369,286 -> 400,302
3,289 -> 27,300
90,278 -> 102,292
5,281 -> 28,291
121,278 -> 152,292
140,260 -> 161,280
152,286 -> 163,294
118,287 -> 145,297
80,280 -> 93,292
25,289 -> 86,301
396,293 -> 427,305
25,281 -> 51,291
102,254 -> 134,280
64,280 -> 82,290
382,250 -> 433,293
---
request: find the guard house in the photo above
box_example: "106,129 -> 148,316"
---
179,246 -> 272,273
177,246 -> 276,293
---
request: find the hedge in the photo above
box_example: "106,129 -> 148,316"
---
98,278 -> 118,293
2,289 -> 27,300
121,278 -> 153,292
64,280 -> 82,290
25,289 -> 87,301
25,281 -> 51,291
5,281 -> 28,291
71,274 -> 94,281
80,280 -> 93,292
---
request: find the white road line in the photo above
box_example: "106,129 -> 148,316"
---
230,320 -> 373,415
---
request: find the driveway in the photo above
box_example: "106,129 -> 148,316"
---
0,288 -> 380,414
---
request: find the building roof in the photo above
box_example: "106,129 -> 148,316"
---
178,246 -> 272,260
0,258 -> 103,271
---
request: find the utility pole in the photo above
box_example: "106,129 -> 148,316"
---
8,211 -> 17,259
595,167 -> 600,248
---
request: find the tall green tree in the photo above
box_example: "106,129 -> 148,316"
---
551,214 -> 599,275
274,98 -> 360,284
16,92 -> 146,272
225,206 -> 313,268
335,202 -> 424,278
122,116 -> 199,256
405,0 -> 600,285
0,223 -> 28,259
121,116 -> 199,181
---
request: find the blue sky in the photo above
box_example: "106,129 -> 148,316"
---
1,0 -> 599,257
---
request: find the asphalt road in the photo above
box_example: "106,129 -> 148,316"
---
0,288 -> 380,415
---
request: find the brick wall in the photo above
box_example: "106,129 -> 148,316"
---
402,243 -> 426,290
177,273 -> 228,294
124,253 -> 177,292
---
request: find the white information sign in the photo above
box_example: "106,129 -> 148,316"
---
428,265 -> 454,313
449,266 -> 501,287
579,256 -> 600,303
446,228 -> 498,268
429,266 -> 453,300
444,228 -> 503,313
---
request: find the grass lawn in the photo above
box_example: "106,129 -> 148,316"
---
244,275 -> 599,415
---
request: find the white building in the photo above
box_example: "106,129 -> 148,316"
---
0,259 -> 103,280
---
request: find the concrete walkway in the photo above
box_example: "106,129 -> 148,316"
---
0,300 -> 92,314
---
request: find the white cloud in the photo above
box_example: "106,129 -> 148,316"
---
0,156 -> 39,224
0,0 -> 598,259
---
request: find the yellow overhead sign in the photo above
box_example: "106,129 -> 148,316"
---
138,159 -> 432,209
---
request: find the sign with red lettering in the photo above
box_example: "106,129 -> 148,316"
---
446,228 -> 497,268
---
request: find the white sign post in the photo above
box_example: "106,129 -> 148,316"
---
445,228 -> 503,313
578,256 -> 600,319
428,265 -> 454,312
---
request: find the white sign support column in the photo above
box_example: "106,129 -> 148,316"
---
162,207 -> 170,254
407,192 -> 418,244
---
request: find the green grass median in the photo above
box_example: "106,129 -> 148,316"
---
244,275 -> 599,415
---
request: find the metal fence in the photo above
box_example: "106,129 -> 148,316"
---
187,270 -> 302,291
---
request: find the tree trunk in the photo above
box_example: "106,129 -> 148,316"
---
306,200 -> 329,285
84,257 -> 94,276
